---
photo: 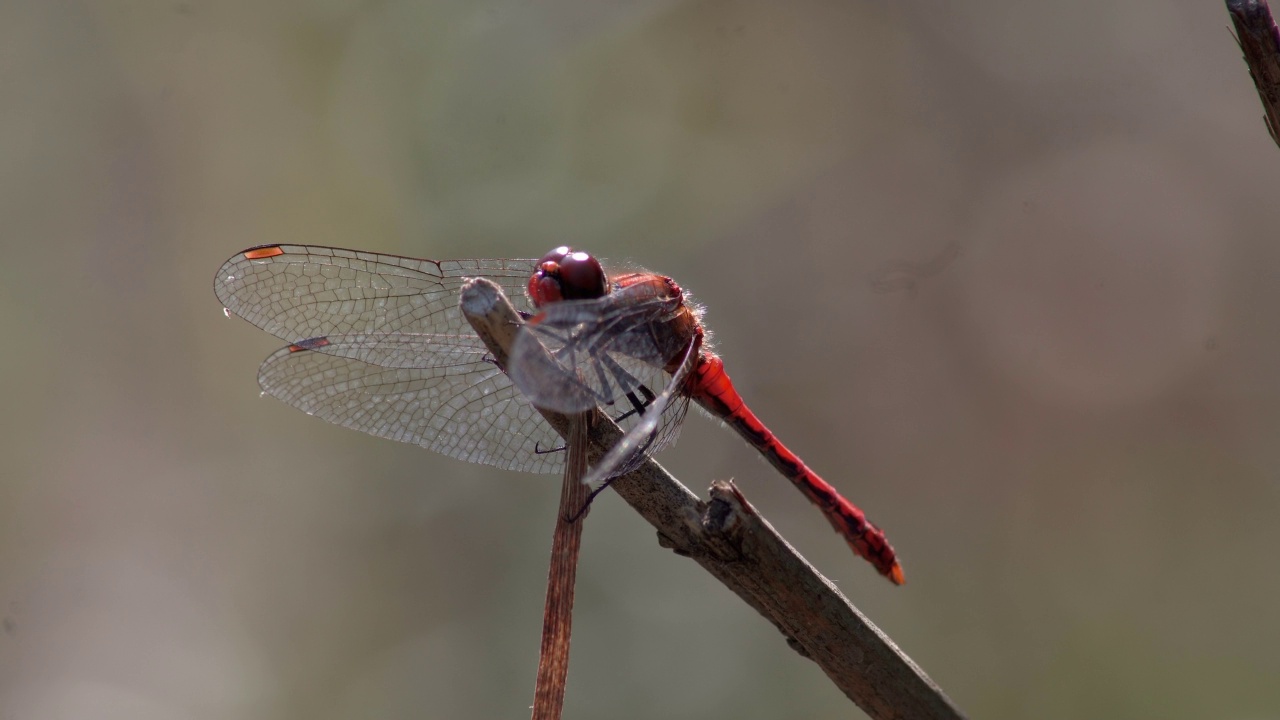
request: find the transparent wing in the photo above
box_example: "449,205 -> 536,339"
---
581,338 -> 698,490
219,244 -> 689,475
214,244 -> 538,344
507,285 -> 683,413
504,284 -> 691,481
257,334 -> 565,474
256,331 -> 687,475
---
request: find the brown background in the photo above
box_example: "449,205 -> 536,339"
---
1,1 -> 1276,718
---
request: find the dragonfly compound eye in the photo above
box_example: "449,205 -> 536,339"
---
557,251 -> 607,300
527,247 -> 608,306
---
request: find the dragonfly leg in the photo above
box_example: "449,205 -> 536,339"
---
533,383 -> 657,456
563,416 -> 663,524
610,384 -> 657,423
594,350 -> 651,407
534,441 -> 567,456
589,353 -> 616,406
565,478 -> 615,524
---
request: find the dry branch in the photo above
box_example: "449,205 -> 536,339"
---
530,414 -> 591,720
1227,0 -> 1280,148
459,278 -> 966,720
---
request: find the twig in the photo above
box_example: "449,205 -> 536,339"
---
460,278 -> 967,720
1227,0 -> 1280,148
530,414 -> 591,720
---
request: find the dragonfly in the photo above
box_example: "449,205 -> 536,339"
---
214,244 -> 904,584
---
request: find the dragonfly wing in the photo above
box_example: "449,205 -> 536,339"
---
257,334 -> 563,474
215,244 -> 538,343
580,338 -> 698,491
508,287 -> 680,413
603,393 -> 689,480
278,332 -> 491,369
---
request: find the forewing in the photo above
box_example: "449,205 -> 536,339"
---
217,244 -> 689,475
257,334 -> 563,474
508,287 -> 680,413
214,244 -> 538,343
581,339 -> 697,489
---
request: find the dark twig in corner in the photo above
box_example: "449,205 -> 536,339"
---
460,277 -> 967,720
1227,0 -> 1280,148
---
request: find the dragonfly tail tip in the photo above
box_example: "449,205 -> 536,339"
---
888,563 -> 906,586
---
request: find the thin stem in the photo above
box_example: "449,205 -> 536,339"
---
530,414 -> 591,720
1227,0 -> 1280,148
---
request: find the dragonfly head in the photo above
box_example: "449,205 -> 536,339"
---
528,246 -> 609,307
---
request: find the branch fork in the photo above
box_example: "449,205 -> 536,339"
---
459,277 -> 965,720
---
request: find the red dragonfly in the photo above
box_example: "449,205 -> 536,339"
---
215,244 -> 904,584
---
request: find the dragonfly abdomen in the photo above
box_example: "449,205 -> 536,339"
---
687,355 -> 905,585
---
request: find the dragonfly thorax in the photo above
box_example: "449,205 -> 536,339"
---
527,246 -> 609,307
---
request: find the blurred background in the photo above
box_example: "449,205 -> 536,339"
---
1,1 -> 1277,718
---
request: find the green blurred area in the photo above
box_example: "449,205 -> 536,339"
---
1,1 -> 1278,718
